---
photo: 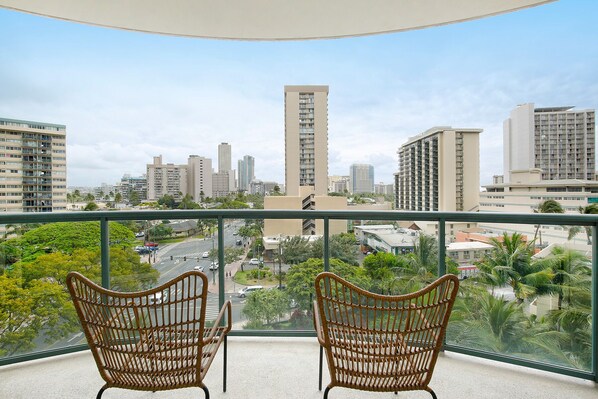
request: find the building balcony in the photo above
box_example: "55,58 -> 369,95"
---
0,209 -> 597,390
1,337 -> 596,399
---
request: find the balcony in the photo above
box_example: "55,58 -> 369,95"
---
1,337 -> 596,399
0,208 -> 597,391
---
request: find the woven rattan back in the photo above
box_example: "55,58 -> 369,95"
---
67,271 -> 210,391
314,272 -> 459,394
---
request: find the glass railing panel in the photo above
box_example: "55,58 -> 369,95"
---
0,221 -> 103,359
445,221 -> 593,373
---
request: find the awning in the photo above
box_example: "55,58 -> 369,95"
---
0,0 -> 554,40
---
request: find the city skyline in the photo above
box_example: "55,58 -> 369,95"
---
0,1 -> 596,188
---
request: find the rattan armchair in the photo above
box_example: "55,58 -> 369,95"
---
67,270 -> 231,399
314,272 -> 459,399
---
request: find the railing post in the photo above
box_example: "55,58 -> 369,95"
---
100,218 -> 110,288
324,217 -> 330,271
218,217 -> 225,310
438,218 -> 446,276
592,224 -> 598,382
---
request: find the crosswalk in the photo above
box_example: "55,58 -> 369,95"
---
166,288 -> 221,321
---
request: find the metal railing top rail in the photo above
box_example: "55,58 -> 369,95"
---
0,209 -> 597,225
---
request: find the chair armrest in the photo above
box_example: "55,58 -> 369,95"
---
312,300 -> 326,346
203,300 -> 232,344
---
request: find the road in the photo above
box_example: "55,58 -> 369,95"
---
37,220 -> 248,352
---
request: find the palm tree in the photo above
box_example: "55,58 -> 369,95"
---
533,199 -> 564,246
536,246 -> 591,309
568,204 -> 598,244
476,233 -> 553,302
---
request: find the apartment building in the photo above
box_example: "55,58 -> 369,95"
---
395,126 -> 482,212
349,163 -> 374,194
217,142 -> 235,192
266,85 -> 345,237
116,174 -> 147,202
284,85 -> 329,196
480,169 -> 598,246
374,182 -> 394,196
237,155 -> 255,192
504,104 -> 595,182
0,117 -> 67,212
187,155 -> 212,201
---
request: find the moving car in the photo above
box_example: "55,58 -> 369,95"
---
237,285 -> 263,298
194,265 -> 204,272
209,262 -> 219,270
235,239 -> 243,246
248,258 -> 260,265
202,251 -> 209,258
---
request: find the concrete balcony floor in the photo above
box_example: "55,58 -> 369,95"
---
1,338 -> 596,399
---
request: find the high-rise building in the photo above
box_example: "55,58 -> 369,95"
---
116,174 -> 147,203
147,155 -> 212,201
217,142 -> 235,193
264,85 -> 346,239
147,155 -> 187,201
504,104 -> 595,182
395,126 -> 482,212
237,155 -> 255,192
328,175 -> 349,193
284,85 -> 329,196
0,117 -> 67,212
187,155 -> 212,201
218,142 -> 231,172
349,164 -> 374,194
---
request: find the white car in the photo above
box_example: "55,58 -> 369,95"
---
194,265 -> 204,272
209,262 -> 219,270
248,258 -> 260,265
202,251 -> 209,258
237,285 -> 263,298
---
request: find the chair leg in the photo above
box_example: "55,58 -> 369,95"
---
96,385 -> 108,399
223,336 -> 228,392
318,345 -> 323,391
201,385 -> 210,399
427,388 -> 438,399
323,386 -> 332,399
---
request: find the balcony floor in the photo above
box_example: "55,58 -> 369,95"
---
1,338 -> 596,399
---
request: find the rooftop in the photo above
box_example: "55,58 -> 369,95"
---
2,338 -> 596,399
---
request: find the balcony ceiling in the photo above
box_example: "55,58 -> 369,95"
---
0,0 -> 554,40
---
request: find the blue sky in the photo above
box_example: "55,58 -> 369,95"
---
1,1 -> 597,188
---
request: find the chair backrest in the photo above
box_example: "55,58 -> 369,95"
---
67,271 -> 209,387
314,272 -> 459,392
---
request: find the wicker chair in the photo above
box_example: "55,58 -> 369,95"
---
67,270 -> 231,399
314,272 -> 459,399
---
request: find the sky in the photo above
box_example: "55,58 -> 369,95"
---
0,1 -> 597,189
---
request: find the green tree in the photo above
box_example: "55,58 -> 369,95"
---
280,236 -> 313,265
83,201 -> 99,211
533,199 -> 564,246
363,252 -> 398,293
0,275 -> 78,357
476,232 -> 553,302
148,224 -> 173,240
2,221 -> 136,260
157,194 -> 176,209
311,233 -> 359,265
84,193 -> 95,202
129,190 -> 141,206
178,194 -> 200,209
568,204 -> 598,244
114,192 -> 123,204
242,288 -> 289,327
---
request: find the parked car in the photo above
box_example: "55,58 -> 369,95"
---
248,258 -> 260,265
209,262 -> 219,270
194,265 -> 204,272
149,291 -> 167,305
237,285 -> 263,298
135,231 -> 145,238
202,251 -> 209,258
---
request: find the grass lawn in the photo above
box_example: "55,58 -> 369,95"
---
234,270 -> 278,286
